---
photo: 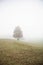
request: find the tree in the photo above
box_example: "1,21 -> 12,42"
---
13,26 -> 23,40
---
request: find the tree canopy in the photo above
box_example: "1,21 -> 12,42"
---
13,26 -> 23,40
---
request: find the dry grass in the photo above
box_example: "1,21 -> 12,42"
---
0,39 -> 43,65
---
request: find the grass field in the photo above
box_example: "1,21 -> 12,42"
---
0,39 -> 43,65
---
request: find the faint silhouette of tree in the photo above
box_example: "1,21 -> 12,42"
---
13,26 -> 23,40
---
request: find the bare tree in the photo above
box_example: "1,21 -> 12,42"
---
13,26 -> 23,40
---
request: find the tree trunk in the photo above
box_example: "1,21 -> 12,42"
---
17,38 -> 19,40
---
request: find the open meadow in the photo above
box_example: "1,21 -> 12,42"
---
0,39 -> 43,65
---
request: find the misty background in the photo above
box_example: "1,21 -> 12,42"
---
0,0 -> 43,41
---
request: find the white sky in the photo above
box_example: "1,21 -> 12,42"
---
0,0 -> 43,40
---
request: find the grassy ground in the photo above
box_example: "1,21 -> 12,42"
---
0,39 -> 43,65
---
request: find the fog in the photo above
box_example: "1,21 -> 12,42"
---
0,0 -> 43,41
